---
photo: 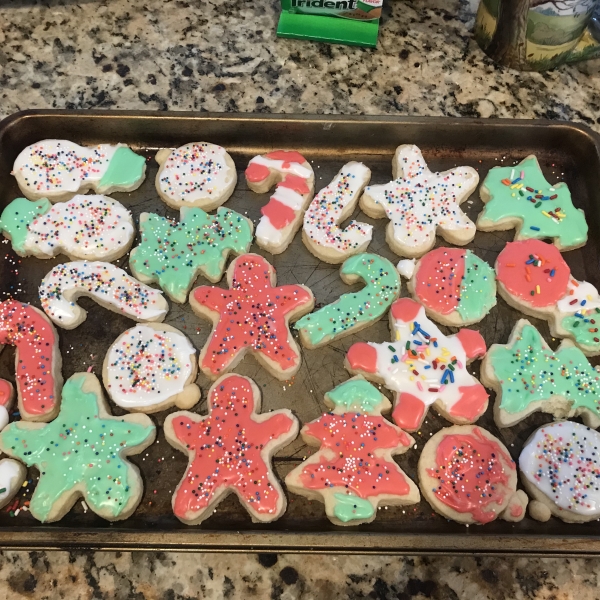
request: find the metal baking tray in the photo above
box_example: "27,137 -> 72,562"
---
0,111 -> 599,555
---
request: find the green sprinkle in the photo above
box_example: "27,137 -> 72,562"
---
535,202 -> 542,208
388,345 -> 396,352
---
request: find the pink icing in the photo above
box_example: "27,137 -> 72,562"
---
455,329 -> 487,360
245,162 -> 271,183
390,297 -> 422,322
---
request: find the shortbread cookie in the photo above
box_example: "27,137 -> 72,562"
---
302,162 -> 372,264
164,373 -> 298,525
360,145 -> 478,258
295,253 -> 400,349
155,143 -> 237,211
0,373 -> 155,522
419,425 -> 527,525
191,253 -> 314,381
285,377 -> 420,525
0,195 -> 135,262
103,323 -> 200,414
39,261 -> 168,329
477,155 -> 587,251
12,140 -> 146,202
399,247 -> 496,326
520,421 -> 600,523
245,150 -> 315,254
481,319 -> 600,429
345,298 -> 488,431
129,207 -> 253,303
496,239 -> 600,356
0,300 -> 62,422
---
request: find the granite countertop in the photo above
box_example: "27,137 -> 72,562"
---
2,0 -> 600,598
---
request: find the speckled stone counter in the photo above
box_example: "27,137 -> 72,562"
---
1,0 -> 600,598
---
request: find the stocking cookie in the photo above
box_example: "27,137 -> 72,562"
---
419,425 -> 527,525
285,377 -> 420,525
519,421 -> 600,523
191,253 -> 314,381
12,140 -> 146,202
129,206 -> 253,303
245,150 -> 315,254
359,145 -> 478,258
0,373 -> 155,522
295,253 -> 401,349
496,239 -> 600,356
0,195 -> 135,262
398,247 -> 496,326
103,323 -> 200,414
482,320 -> 600,428
0,300 -> 62,422
39,261 -> 168,330
345,298 -> 488,431
155,143 -> 237,211
164,373 -> 298,525
302,162 -> 372,264
477,156 -> 588,251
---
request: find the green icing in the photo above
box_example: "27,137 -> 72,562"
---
457,250 -> 496,321
326,378 -> 384,412
99,146 -> 146,189
491,324 -> 600,417
0,375 -> 154,522
561,313 -> 600,350
333,493 -> 375,522
0,197 -> 50,253
294,253 -> 400,347
480,157 -> 587,248
129,206 -> 253,303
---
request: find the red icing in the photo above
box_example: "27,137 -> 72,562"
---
278,174 -> 310,195
245,162 -> 270,183
0,300 -> 58,418
455,329 -> 486,360
193,254 -> 313,377
427,428 -> 515,523
261,198 -> 296,230
496,239 -> 570,308
300,413 -> 412,498
510,503 -> 523,518
449,385 -> 489,421
265,150 -> 307,166
392,393 -> 426,431
414,248 -> 466,315
346,343 -> 378,374
0,380 -> 13,409
390,298 -> 422,322
171,374 -> 295,519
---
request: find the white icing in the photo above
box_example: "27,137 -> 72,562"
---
158,143 -> 235,204
364,145 -> 477,249
0,405 -> 8,432
270,186 -> 306,211
0,459 -> 23,504
248,155 -> 312,179
397,259 -> 416,279
13,140 -> 120,196
557,279 -> 600,315
39,261 -> 168,328
105,324 -> 196,409
304,161 -> 372,252
256,219 -> 286,247
520,421 -> 600,517
24,195 -> 134,260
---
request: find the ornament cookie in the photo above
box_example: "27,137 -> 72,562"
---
285,377 -> 420,525
477,156 -> 588,251
245,150 -> 315,254
191,253 -> 314,381
345,298 -> 488,432
302,162 -> 373,264
419,425 -> 527,525
102,323 -> 200,414
39,261 -> 168,330
0,373 -> 155,522
0,195 -> 135,261
129,206 -> 253,303
520,421 -> 600,523
164,373 -> 298,525
399,247 -> 496,326
496,239 -> 600,356
481,319 -> 600,429
12,140 -> 146,202
295,253 -> 401,349
155,143 -> 237,211
0,300 -> 62,422
359,145 -> 478,258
